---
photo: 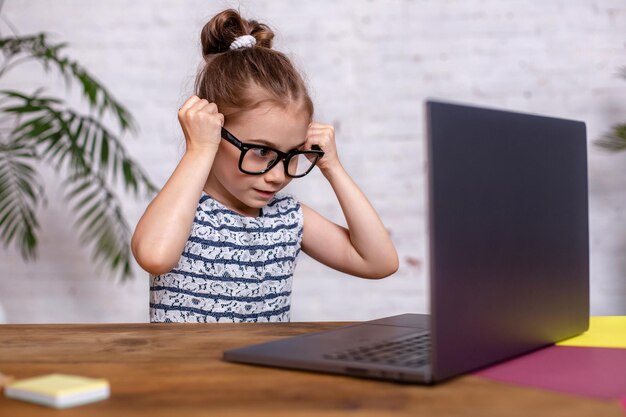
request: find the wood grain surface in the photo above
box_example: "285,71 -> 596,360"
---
0,322 -> 622,416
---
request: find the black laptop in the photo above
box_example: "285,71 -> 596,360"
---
222,99 -> 590,384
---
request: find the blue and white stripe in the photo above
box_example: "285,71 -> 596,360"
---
150,191 -> 304,323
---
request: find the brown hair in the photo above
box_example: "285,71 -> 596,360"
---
194,8 -> 314,124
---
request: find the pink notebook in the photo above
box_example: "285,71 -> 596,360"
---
475,345 -> 626,400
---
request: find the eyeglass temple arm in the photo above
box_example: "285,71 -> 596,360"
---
221,127 -> 241,147
311,144 -> 325,158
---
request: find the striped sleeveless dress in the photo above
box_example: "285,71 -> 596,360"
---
150,191 -> 303,323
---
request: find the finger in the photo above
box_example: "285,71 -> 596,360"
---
307,126 -> 333,135
194,100 -> 219,114
179,102 -> 208,121
179,95 -> 200,112
308,122 -> 334,130
304,134 -> 327,150
188,99 -> 211,113
306,132 -> 330,142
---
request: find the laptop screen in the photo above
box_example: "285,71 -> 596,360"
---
425,100 -> 589,381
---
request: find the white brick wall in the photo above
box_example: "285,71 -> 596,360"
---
0,0 -> 625,323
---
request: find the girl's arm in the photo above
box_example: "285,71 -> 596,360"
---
131,96 -> 223,275
300,123 -> 399,279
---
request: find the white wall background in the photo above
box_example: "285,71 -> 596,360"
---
0,0 -> 625,323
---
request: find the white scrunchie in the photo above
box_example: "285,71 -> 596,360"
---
230,34 -> 257,50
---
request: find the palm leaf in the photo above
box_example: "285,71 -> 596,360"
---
62,171 -> 133,280
0,33 -> 137,134
594,67 -> 626,152
1,89 -> 157,197
0,141 -> 44,260
595,123 -> 626,152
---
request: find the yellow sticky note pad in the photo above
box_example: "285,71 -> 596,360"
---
557,316 -> 626,349
5,374 -> 110,408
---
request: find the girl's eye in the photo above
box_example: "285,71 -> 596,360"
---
251,148 -> 274,159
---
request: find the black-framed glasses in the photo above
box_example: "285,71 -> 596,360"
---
221,127 -> 324,178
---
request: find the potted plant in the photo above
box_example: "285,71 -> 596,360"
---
0,28 -> 156,280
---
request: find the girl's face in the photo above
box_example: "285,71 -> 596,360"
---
204,102 -> 311,217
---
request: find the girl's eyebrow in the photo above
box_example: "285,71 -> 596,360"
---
248,138 -> 307,150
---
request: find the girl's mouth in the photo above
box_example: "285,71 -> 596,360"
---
253,188 -> 275,198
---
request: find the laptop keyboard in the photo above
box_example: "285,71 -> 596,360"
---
323,332 -> 431,368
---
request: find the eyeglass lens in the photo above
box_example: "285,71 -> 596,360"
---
241,148 -> 319,177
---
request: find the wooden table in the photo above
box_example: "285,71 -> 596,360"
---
0,322 -> 623,416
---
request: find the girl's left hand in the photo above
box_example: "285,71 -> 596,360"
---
304,122 -> 341,173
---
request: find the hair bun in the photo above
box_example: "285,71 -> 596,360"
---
200,8 -> 274,58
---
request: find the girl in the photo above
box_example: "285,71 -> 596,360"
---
131,8 -> 399,323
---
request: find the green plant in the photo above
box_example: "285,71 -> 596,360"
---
0,25 -> 157,280
595,66 -> 626,152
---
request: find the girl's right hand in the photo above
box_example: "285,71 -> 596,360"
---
177,95 -> 224,153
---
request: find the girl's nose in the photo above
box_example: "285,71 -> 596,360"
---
263,160 -> 286,183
